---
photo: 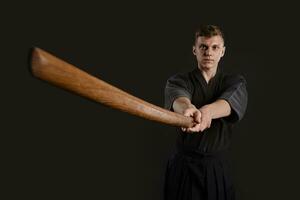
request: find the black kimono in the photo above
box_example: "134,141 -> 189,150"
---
164,67 -> 248,200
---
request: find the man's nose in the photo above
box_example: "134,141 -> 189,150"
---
204,48 -> 213,56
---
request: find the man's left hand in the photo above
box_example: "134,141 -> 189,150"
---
198,105 -> 212,132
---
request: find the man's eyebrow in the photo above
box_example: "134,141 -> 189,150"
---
199,43 -> 221,46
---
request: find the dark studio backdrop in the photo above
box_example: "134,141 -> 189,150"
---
3,1 -> 300,199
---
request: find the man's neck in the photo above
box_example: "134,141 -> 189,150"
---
198,65 -> 218,83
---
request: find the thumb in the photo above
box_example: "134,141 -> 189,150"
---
194,110 -> 201,123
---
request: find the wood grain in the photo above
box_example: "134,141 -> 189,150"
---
30,47 -> 195,128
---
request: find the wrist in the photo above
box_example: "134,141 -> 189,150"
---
200,104 -> 213,118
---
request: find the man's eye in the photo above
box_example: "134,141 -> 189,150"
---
213,46 -> 220,50
199,45 -> 207,50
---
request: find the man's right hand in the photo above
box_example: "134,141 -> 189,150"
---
172,97 -> 203,133
181,106 -> 202,133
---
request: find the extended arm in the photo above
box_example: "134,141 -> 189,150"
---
193,75 -> 248,132
164,73 -> 247,133
173,97 -> 232,132
172,97 -> 201,132
195,99 -> 231,132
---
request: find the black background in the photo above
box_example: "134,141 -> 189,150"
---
3,1 -> 300,199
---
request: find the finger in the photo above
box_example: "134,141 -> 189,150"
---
199,114 -> 206,132
187,124 -> 201,133
204,118 -> 212,129
194,110 -> 202,123
187,128 -> 195,133
199,121 -> 208,132
183,110 -> 192,117
207,120 -> 211,128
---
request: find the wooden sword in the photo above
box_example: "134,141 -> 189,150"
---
29,47 -> 195,128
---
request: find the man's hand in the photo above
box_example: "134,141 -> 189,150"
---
174,97 -> 230,133
181,105 -> 212,133
172,97 -> 213,133
198,105 -> 212,132
181,106 -> 202,133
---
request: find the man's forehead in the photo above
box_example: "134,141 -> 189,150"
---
196,36 -> 224,46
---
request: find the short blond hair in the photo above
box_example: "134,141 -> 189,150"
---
194,25 -> 225,45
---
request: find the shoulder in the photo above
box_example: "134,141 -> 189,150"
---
167,71 -> 191,82
166,70 -> 195,88
220,72 -> 247,88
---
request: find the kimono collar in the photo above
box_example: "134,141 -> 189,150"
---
192,66 -> 221,85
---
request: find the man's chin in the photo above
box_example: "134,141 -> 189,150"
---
200,63 -> 216,70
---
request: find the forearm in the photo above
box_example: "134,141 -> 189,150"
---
172,97 -> 195,114
202,99 -> 231,119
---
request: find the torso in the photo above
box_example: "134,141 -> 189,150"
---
176,67 -> 233,153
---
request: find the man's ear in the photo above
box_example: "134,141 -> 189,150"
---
221,46 -> 226,57
192,46 -> 196,55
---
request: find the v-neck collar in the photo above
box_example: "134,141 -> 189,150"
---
192,67 -> 221,87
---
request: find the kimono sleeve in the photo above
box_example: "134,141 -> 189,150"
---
218,74 -> 248,123
164,73 -> 193,111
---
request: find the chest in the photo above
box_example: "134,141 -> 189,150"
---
190,75 -> 222,108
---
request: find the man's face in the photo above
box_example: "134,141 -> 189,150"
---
193,35 -> 225,70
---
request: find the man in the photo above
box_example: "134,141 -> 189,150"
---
164,25 -> 248,200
